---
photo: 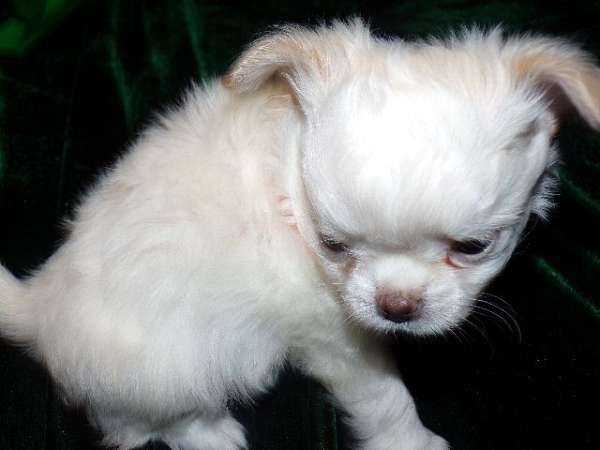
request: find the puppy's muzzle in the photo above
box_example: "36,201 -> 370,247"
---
375,288 -> 423,323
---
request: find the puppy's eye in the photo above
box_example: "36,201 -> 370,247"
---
452,239 -> 491,255
320,234 -> 348,253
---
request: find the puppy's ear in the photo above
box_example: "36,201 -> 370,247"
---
223,20 -> 371,108
510,36 -> 600,130
223,26 -> 326,94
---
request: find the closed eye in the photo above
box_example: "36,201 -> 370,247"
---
451,239 -> 492,255
446,231 -> 502,267
319,234 -> 349,253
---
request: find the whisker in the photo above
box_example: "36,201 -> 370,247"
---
465,317 -> 496,358
476,298 -> 522,342
472,305 -> 513,331
480,292 -> 519,316
445,326 -> 466,346
471,301 -> 522,344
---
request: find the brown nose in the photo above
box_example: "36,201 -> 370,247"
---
375,289 -> 422,323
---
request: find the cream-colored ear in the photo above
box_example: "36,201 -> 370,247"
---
223,19 -> 371,105
510,36 -> 600,130
223,26 -> 326,94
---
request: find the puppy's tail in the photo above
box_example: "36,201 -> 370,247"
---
0,263 -> 35,345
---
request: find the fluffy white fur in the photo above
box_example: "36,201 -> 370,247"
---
2,19 -> 600,450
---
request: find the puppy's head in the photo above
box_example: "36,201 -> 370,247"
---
226,20 -> 600,335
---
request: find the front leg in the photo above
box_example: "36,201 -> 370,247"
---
293,331 -> 448,450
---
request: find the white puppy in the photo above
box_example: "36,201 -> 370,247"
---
1,19 -> 599,450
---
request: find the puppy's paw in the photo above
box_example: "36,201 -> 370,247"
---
362,430 -> 449,450
162,414 -> 247,450
426,433 -> 450,450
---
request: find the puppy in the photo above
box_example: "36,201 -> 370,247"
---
1,19 -> 599,450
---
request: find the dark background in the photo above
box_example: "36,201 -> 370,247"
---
0,1 -> 598,449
